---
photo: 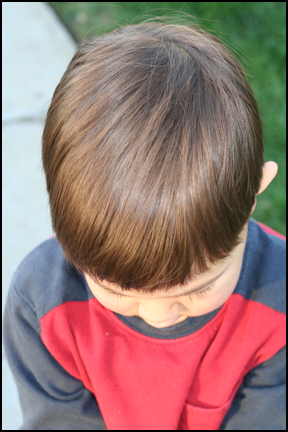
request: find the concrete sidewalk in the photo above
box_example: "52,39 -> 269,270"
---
2,3 -> 76,429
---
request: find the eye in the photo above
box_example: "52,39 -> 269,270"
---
104,284 -> 215,302
106,291 -> 124,301
187,284 -> 214,301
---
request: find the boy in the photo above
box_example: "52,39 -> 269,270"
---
3,20 -> 286,430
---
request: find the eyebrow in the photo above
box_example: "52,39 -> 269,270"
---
96,264 -> 230,299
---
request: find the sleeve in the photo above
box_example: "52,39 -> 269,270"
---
220,345 -> 286,430
3,279 -> 107,430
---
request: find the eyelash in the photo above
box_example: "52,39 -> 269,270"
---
105,284 -> 214,302
188,285 -> 214,301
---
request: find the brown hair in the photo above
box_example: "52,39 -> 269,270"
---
42,18 -> 264,293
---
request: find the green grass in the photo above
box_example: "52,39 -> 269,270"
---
49,2 -> 286,235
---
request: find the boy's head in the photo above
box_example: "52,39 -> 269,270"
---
42,20 -> 277,326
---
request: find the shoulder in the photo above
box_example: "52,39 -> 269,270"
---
9,236 -> 89,320
235,218 -> 286,314
255,220 -> 286,241
251,219 -> 286,275
249,219 -> 286,270
246,218 -> 286,269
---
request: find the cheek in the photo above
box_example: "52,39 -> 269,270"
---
183,297 -> 216,316
209,287 -> 236,312
184,287 -> 234,316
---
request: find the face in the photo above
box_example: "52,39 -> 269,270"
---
84,222 -> 248,329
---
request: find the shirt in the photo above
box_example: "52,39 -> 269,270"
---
3,217 -> 286,430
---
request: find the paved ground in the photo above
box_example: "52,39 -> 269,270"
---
2,3 -> 76,429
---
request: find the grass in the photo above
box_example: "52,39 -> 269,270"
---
49,2 -> 286,235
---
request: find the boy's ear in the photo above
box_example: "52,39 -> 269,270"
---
250,161 -> 278,215
257,161 -> 278,195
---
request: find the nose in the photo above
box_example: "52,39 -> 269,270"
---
138,301 -> 180,325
